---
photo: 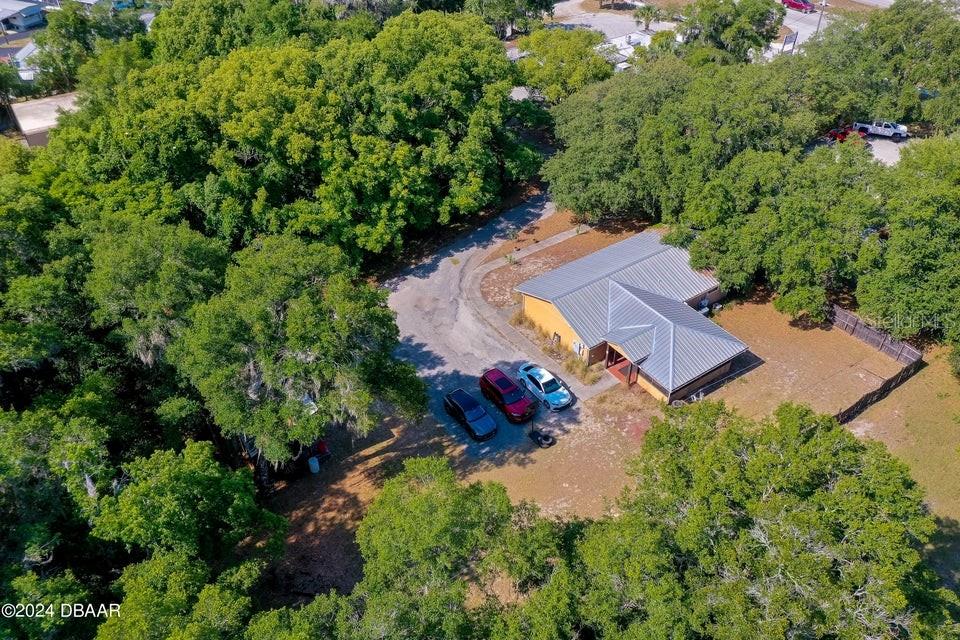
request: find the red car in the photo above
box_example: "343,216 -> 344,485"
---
480,368 -> 537,423
825,125 -> 869,146
782,0 -> 815,12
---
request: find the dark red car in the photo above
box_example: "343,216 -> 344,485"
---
479,368 -> 537,423
825,125 -> 869,146
782,0 -> 815,12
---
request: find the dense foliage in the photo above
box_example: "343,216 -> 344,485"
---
3,0 -> 959,637
248,405 -> 958,639
546,0 -> 960,329
516,28 -> 612,104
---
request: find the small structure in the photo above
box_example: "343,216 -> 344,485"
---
10,92 -> 78,147
0,0 -> 43,31
515,232 -> 747,402
598,31 -> 654,71
12,40 -> 38,82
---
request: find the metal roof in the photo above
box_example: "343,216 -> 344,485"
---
516,232 -> 718,303
516,233 -> 745,392
603,282 -> 746,392
10,92 -> 78,136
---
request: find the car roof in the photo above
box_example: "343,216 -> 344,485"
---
449,388 -> 481,410
483,368 -> 518,390
521,363 -> 554,383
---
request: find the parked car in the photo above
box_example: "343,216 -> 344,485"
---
825,125 -> 870,147
853,121 -> 910,139
480,368 -> 537,423
782,0 -> 815,12
443,388 -> 498,441
517,363 -> 573,411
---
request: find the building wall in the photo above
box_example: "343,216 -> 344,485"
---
633,368 -> 669,402
685,286 -> 724,310
667,359 -> 734,402
23,129 -> 49,147
586,342 -> 606,366
521,294 -> 587,356
5,6 -> 44,31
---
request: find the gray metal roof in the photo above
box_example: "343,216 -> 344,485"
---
604,282 -> 746,392
516,232 -> 718,303
516,233 -> 744,392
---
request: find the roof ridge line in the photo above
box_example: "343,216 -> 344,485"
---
610,280 -> 676,327
552,238 -> 671,304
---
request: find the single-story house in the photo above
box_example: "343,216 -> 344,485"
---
12,40 -> 38,82
0,0 -> 43,31
515,232 -> 747,402
10,92 -> 78,147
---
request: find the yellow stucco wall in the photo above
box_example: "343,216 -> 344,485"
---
521,295 -> 586,357
633,370 -> 669,402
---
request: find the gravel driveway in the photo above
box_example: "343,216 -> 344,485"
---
386,195 -> 616,457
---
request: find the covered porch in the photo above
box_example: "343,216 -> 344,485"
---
605,343 -> 640,386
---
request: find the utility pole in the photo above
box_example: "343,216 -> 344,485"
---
815,0 -> 827,34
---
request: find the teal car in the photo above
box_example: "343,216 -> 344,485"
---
517,363 -> 573,411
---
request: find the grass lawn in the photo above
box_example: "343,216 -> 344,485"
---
848,347 -> 960,590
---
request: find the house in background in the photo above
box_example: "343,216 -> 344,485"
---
0,0 -> 44,31
12,40 -> 38,82
10,91 -> 77,146
515,232 -> 747,402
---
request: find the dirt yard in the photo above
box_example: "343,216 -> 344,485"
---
481,221 -> 652,308
710,294 -> 903,419
265,384 -> 657,603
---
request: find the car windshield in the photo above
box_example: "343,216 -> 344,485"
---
464,406 -> 485,421
542,379 -> 561,394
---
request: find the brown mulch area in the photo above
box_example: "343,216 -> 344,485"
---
481,220 -> 652,309
482,209 -> 580,265
263,415 -> 450,606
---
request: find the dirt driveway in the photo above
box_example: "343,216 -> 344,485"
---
265,197 -> 656,603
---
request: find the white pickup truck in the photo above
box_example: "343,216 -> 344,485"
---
853,121 -> 910,139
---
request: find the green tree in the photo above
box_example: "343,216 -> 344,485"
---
85,214 -> 228,366
680,0 -> 784,61
351,456 -> 513,639
463,0 -> 552,38
633,4 -> 663,30
92,440 -> 284,558
857,137 -> 960,341
517,28 -> 611,104
169,236 -> 425,463
575,401 -> 957,637
96,553 -> 263,640
33,0 -> 145,92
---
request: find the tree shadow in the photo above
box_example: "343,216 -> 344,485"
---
420,361 -> 584,476
925,516 -> 960,593
380,192 -> 552,291
697,351 -> 765,399
263,344 -> 590,602
396,336 -> 446,371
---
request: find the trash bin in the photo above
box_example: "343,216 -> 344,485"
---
308,456 -> 321,474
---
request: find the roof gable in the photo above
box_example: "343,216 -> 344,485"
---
602,282 -> 746,392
